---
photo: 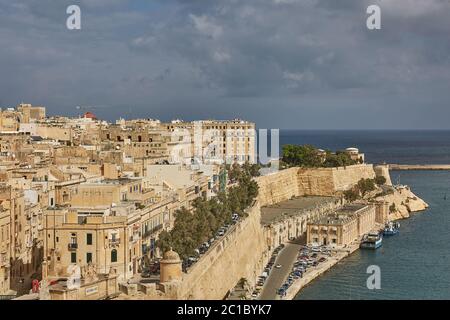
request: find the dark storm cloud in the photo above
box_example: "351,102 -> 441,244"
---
0,0 -> 449,128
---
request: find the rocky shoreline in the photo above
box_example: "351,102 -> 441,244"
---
374,185 -> 429,220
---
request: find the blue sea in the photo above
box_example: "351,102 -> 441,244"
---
279,130 -> 450,165
278,130 -> 450,300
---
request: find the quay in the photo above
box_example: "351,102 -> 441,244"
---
281,241 -> 360,300
388,164 -> 450,170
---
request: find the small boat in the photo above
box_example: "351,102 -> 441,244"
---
360,232 -> 383,249
383,221 -> 400,236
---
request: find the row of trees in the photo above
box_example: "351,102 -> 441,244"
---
157,163 -> 260,260
227,162 -> 261,183
281,144 -> 359,168
343,176 -> 386,202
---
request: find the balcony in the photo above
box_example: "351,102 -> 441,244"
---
68,243 -> 78,251
142,224 -> 163,238
109,239 -> 120,246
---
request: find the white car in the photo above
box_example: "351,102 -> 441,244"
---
275,264 -> 282,269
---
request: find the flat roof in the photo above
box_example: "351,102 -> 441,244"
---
260,196 -> 338,225
310,203 -> 370,225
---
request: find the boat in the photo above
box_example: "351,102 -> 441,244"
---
360,232 -> 383,249
383,221 -> 400,236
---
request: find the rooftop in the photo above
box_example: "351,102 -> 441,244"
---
260,196 -> 338,225
310,203 -> 370,225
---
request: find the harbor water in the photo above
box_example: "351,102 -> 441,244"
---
278,130 -> 450,299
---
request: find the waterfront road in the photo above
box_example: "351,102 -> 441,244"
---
259,242 -> 302,300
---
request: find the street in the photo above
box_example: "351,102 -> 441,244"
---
258,242 -> 302,300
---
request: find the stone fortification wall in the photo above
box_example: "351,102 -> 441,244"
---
155,165 -> 383,299
374,165 -> 393,186
257,164 -> 376,203
256,168 -> 299,206
331,164 -> 376,192
177,202 -> 267,300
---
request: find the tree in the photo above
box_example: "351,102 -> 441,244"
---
228,163 -> 242,183
389,203 -> 396,213
375,176 -> 386,185
282,144 -> 357,168
344,189 -> 359,202
357,178 -> 376,196
281,144 -> 323,168
156,165 -> 259,261
323,151 -> 356,168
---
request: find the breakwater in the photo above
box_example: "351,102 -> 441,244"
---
388,164 -> 450,170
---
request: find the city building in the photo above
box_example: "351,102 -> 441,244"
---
307,203 -> 376,247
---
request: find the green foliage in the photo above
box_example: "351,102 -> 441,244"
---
227,162 -> 261,183
156,164 -> 259,260
281,144 -> 323,168
344,188 -> 359,202
375,176 -> 387,185
357,178 -> 376,196
282,144 -> 356,168
344,178 -> 378,202
389,203 -> 396,213
323,151 -> 357,168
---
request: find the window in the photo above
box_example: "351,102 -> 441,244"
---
86,252 -> 92,263
86,233 -> 92,245
71,252 -> 77,263
111,249 -> 117,263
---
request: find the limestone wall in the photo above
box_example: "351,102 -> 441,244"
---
374,165 -> 393,186
331,164 -> 376,192
297,168 -> 335,195
155,164 -> 385,299
257,164 -> 376,203
177,202 -> 268,300
256,168 -> 299,206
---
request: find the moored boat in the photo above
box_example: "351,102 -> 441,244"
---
360,232 -> 383,249
383,221 -> 400,236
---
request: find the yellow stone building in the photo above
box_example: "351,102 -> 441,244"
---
307,203 -> 376,247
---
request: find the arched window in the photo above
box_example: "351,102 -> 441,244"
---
111,249 -> 117,263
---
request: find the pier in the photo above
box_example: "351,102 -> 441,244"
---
388,164 -> 450,170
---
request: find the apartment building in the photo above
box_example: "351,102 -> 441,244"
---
162,119 -> 256,165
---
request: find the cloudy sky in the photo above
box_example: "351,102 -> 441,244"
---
0,0 -> 449,129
